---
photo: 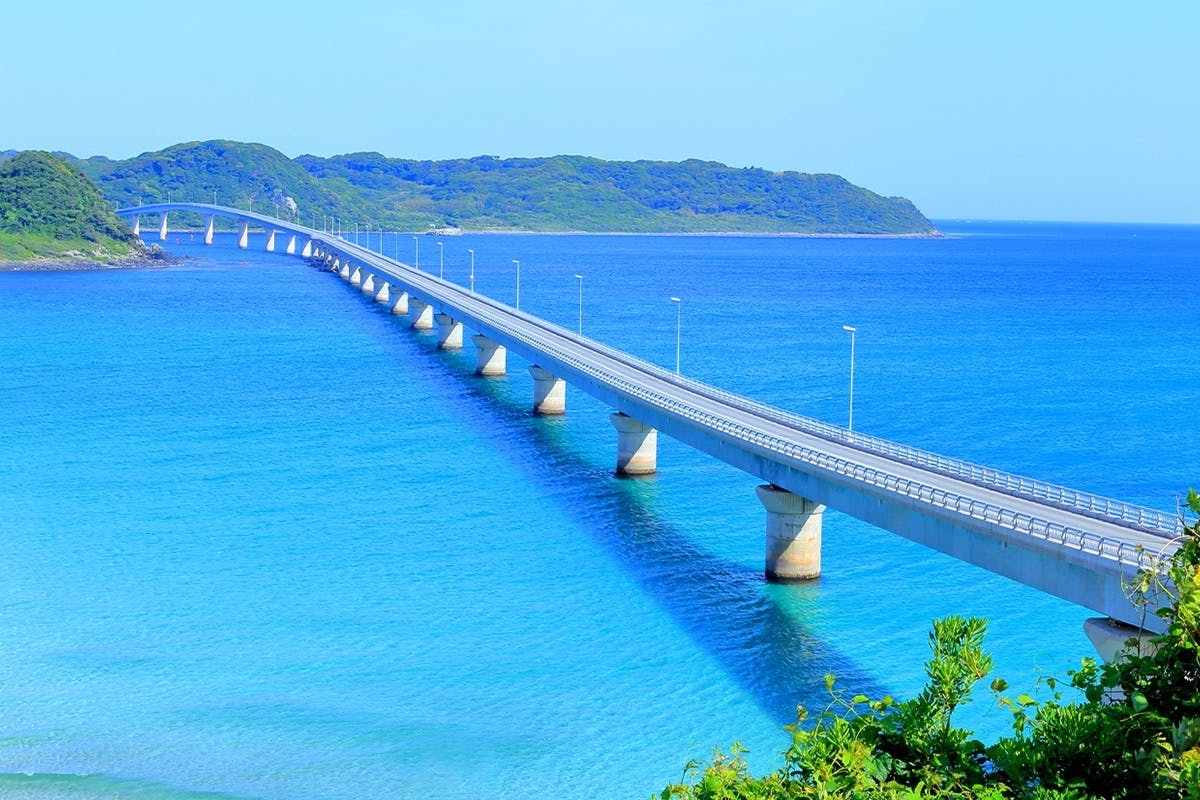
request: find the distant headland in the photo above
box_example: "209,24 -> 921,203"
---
0,141 -> 937,265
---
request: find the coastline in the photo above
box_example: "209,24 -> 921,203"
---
463,229 -> 943,238
0,250 -> 183,272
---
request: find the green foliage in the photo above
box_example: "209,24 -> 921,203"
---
662,492 -> 1200,800
0,151 -> 142,260
74,140 -> 937,235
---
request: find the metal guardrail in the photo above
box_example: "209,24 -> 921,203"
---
288,232 -> 1185,576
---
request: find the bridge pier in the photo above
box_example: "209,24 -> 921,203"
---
360,273 -> 376,294
374,281 -> 390,304
610,413 -> 657,475
391,290 -> 410,316
529,366 -> 566,415
435,313 -> 464,349
204,214 -> 214,245
302,239 -> 313,258
409,298 -> 434,330
756,484 -> 824,581
472,335 -> 507,376
286,235 -> 297,255
266,230 -> 277,252
350,266 -> 363,286
131,215 -> 140,236
1083,617 -> 1159,663
237,220 -> 249,249
158,213 -> 169,241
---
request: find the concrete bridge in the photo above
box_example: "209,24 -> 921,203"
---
119,203 -> 1184,651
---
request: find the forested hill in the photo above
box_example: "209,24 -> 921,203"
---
0,151 -> 144,262
75,140 -> 936,235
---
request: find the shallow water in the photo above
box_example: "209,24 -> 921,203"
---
0,221 -> 1195,798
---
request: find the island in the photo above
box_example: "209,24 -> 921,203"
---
65,140 -> 938,236
0,151 -> 152,268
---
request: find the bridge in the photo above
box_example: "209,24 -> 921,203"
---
119,203 -> 1184,652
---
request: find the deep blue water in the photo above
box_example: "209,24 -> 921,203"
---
0,221 -> 1196,799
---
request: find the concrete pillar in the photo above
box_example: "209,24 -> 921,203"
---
301,239 -> 313,258
266,230 -> 277,252
756,484 -> 824,581
610,413 -> 658,475
409,298 -> 434,330
391,290 -> 410,316
360,273 -> 376,294
435,313 -> 464,349
529,365 -> 566,415
374,281 -> 391,303
472,335 -> 507,376
131,216 -> 140,236
350,266 -> 363,286
158,213 -> 169,241
237,220 -> 249,249
204,214 -> 214,245
1084,618 -> 1159,663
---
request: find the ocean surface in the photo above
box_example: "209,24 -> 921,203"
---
0,221 -> 1196,799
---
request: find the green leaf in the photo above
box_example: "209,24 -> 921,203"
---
1131,691 -> 1149,712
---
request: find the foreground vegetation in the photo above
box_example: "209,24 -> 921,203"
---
55,140 -> 937,235
0,151 -> 144,263
663,492 -> 1200,799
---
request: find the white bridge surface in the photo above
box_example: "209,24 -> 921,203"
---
119,204 -> 1183,631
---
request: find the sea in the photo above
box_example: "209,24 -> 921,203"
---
0,220 -> 1196,799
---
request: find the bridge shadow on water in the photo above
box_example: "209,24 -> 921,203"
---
352,286 -> 892,729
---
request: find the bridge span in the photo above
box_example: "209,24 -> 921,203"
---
119,203 -> 1184,648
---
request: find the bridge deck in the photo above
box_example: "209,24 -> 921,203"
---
118,205 -> 1183,629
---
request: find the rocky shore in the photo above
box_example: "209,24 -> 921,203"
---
0,245 -> 184,272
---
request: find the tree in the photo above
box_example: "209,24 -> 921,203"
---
661,491 -> 1200,800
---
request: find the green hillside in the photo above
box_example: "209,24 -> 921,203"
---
76,140 -> 936,235
0,151 -> 144,262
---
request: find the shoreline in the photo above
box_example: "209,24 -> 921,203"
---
163,226 -> 942,240
0,251 -> 186,272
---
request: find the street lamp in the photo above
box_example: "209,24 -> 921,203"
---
842,325 -> 857,431
379,229 -> 383,254
513,259 -> 521,310
574,274 -> 583,333
670,297 -> 681,373
413,235 -> 419,270
437,242 -> 444,279
213,190 -> 217,205
468,249 -> 475,292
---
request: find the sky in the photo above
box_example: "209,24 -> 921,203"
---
3,0 -> 1197,223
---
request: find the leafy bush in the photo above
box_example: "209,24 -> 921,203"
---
661,491 -> 1200,800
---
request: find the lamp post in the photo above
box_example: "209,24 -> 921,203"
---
413,236 -> 419,270
842,325 -> 857,431
213,190 -> 217,205
670,297 -> 681,373
438,242 -> 444,279
513,259 -> 521,310
574,274 -> 583,333
379,229 -> 383,254
468,249 -> 475,292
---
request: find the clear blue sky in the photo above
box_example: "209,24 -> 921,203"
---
4,0 -> 1197,223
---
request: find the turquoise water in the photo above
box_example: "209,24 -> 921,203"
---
0,222 -> 1196,798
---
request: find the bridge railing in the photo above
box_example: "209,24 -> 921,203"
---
559,333 -> 1179,536
325,241 -> 1182,562
475,314 -> 1174,576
